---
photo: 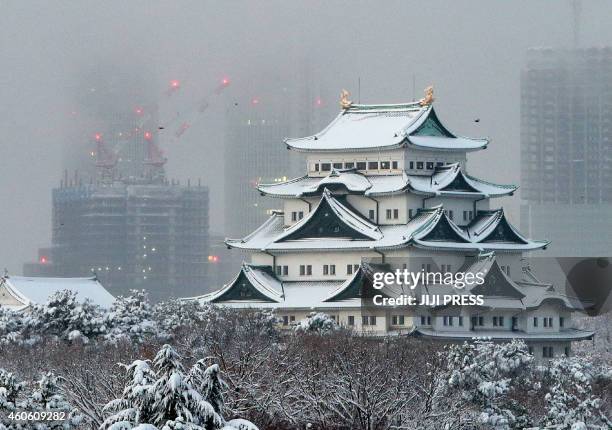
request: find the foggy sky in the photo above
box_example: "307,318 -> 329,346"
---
1,0 -> 612,273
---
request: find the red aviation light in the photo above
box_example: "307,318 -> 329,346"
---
315,97 -> 323,106
251,98 -> 259,105
170,79 -> 180,89
135,107 -> 144,115
40,256 -> 48,264
94,133 -> 102,141
144,131 -> 153,140
207,255 -> 220,263
221,77 -> 230,86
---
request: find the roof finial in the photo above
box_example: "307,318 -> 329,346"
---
419,85 -> 435,106
3,268 -> 8,278
340,89 -> 353,109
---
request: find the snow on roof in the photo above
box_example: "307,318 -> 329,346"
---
420,253 -> 588,312
193,265 -> 359,309
413,208 -> 549,252
228,193 -> 546,253
408,163 -> 517,197
268,189 -> 383,242
285,104 -> 488,153
1,275 -> 115,309
226,193 -> 438,252
258,165 -> 513,199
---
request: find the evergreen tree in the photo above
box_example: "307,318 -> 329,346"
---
0,368 -> 25,429
26,372 -> 83,429
294,312 -> 338,334
106,290 -> 157,343
101,359 -> 157,428
188,362 -> 226,415
32,290 -> 106,343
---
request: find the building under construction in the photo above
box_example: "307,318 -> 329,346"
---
24,112 -> 210,301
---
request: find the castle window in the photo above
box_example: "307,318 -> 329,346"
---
356,161 -> 367,170
345,162 -> 354,169
330,265 -> 336,275
313,163 -> 319,171
564,346 -> 570,356
368,161 -> 379,170
426,162 -> 434,170
276,266 -> 282,276
392,161 -> 398,169
386,209 -> 392,219
362,316 -> 369,326
369,316 -> 376,326
559,317 -> 564,328
298,211 -> 304,220
347,264 -> 353,275
307,265 -> 312,275
323,265 -> 329,275
321,163 -> 331,171
333,162 -> 343,169
348,316 -> 355,326
543,346 -> 554,358
393,209 -> 399,219
291,212 -> 297,222
458,316 -> 464,326
436,162 -> 444,167
282,316 -> 289,326
409,209 -> 414,218
283,266 -> 288,276
368,209 -> 375,221
409,161 -> 414,169
380,161 -> 390,169
392,315 -> 405,325
533,317 -> 538,327
290,315 -> 295,322
416,162 -> 424,169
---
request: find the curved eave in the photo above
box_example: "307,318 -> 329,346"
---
412,239 -> 550,252
198,265 -> 283,304
285,139 -> 406,153
405,136 -> 489,152
525,296 -> 589,312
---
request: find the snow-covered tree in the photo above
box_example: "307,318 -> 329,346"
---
101,360 -> 157,429
102,345 -> 226,430
188,362 -> 226,416
153,299 -> 214,336
0,368 -> 25,428
543,357 -> 611,429
105,290 -> 157,344
25,372 -> 83,429
31,290 -> 106,343
294,312 -> 338,334
0,307 -> 25,345
444,339 -> 534,429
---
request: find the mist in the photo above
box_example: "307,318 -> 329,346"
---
1,0 -> 612,273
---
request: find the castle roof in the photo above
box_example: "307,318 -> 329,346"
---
285,104 -> 488,153
257,164 -> 515,199
226,192 -> 547,253
0,275 -> 115,311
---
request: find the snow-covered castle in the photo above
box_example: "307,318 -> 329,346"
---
197,88 -> 593,359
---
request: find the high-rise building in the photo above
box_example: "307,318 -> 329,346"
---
520,47 -> 612,256
197,90 -> 593,360
24,104 -> 211,301
23,179 -> 209,302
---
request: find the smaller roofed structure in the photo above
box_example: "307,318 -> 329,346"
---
258,164 -> 516,199
0,275 -> 115,311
